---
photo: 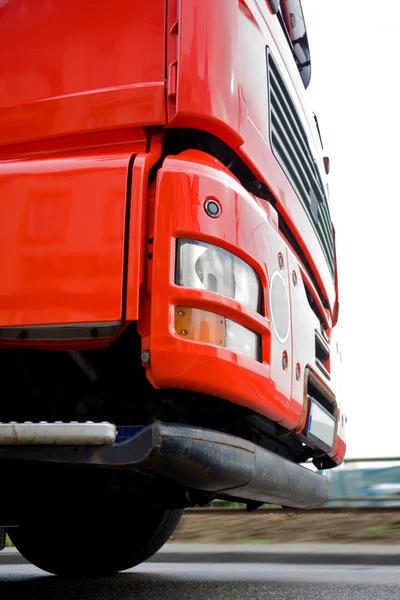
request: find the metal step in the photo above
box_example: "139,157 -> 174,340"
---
0,422 -> 116,445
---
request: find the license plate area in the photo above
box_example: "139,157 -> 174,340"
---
306,397 -> 336,451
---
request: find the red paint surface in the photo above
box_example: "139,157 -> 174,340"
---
0,135 -> 147,326
0,0 -> 345,462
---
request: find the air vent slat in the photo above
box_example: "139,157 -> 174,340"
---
271,93 -> 334,264
271,112 -> 313,195
267,50 -> 334,276
271,128 -> 310,201
271,89 -> 322,194
269,77 -> 310,160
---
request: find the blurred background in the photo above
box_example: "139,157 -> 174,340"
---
302,0 -> 400,460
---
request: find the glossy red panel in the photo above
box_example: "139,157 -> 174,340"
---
168,0 -> 244,148
125,134 -> 163,321
0,140 -> 146,327
140,151 -> 302,430
0,0 -> 166,145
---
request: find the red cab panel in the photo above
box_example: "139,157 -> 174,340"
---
0,138 -> 148,329
167,0 -> 244,148
0,0 -> 166,146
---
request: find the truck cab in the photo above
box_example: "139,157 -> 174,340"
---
0,0 -> 345,575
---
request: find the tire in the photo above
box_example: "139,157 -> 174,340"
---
7,506 -> 183,576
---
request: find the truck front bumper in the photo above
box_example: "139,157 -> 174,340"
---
0,422 -> 328,510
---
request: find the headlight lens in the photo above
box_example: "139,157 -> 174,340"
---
176,239 -> 262,313
174,307 -> 261,361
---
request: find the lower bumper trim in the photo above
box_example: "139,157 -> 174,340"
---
0,422 -> 328,509
0,322 -> 121,342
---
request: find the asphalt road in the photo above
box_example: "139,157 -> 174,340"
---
2,562 -> 400,599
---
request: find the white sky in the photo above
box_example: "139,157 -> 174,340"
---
302,0 -> 400,458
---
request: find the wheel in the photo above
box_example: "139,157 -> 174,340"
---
7,505 -> 183,576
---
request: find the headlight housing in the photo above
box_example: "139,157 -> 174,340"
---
176,239 -> 262,313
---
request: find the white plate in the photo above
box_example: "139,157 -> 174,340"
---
307,399 -> 335,448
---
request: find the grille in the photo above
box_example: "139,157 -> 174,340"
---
267,49 -> 334,275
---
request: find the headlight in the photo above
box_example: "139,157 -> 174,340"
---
176,239 -> 262,313
174,307 -> 261,361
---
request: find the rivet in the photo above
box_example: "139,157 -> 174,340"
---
177,310 -> 185,317
141,350 -> 150,365
180,329 -> 188,336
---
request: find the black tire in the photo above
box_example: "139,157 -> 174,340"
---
7,506 -> 182,576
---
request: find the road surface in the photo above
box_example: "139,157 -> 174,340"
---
2,561 -> 400,599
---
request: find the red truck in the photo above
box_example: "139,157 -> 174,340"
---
0,0 -> 345,575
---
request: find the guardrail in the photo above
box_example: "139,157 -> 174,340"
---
328,456 -> 400,507
329,496 -> 400,503
337,457 -> 400,464
185,505 -> 400,514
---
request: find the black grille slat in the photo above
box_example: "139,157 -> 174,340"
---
271,128 -> 310,202
318,213 -> 334,262
271,112 -> 312,195
316,198 -> 334,262
272,120 -> 332,253
273,120 -> 334,266
270,89 -> 323,196
267,50 -> 334,276
269,69 -> 311,162
270,70 -> 326,204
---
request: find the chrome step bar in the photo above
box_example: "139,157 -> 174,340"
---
0,422 -> 116,445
